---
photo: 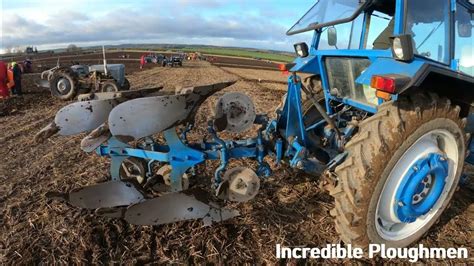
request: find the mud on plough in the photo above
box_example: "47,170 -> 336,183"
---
36,81 -> 287,225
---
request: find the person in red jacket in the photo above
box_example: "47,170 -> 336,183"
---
140,54 -> 146,69
0,61 -> 9,98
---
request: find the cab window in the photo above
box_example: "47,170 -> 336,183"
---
455,3 -> 473,76
406,0 -> 451,64
318,13 -> 364,50
367,11 -> 393,49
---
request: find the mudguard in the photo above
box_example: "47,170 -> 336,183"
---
109,81 -> 236,140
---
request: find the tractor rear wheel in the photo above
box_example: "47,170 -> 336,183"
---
302,84 -> 330,164
121,78 -> 130,91
101,80 -> 120,92
50,69 -> 78,100
330,93 -> 466,248
302,75 -> 324,129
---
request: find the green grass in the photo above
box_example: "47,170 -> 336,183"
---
178,47 -> 295,62
114,45 -> 295,62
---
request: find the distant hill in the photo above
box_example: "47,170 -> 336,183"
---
1,43 -> 296,63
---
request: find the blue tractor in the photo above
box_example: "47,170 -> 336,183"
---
36,0 -> 473,249
285,0 -> 473,247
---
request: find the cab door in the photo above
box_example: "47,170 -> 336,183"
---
454,0 -> 474,76
405,0 -> 451,64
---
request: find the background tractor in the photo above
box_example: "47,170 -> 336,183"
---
36,0 -> 473,251
38,63 -> 130,100
162,55 -> 183,67
144,53 -> 166,64
38,47 -> 130,100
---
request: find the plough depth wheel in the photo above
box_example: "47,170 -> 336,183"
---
119,158 -> 147,184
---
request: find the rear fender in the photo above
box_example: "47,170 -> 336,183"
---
401,65 -> 474,116
356,57 -> 474,115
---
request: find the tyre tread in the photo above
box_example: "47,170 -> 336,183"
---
329,92 -> 466,247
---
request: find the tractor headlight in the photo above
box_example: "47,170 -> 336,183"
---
393,38 -> 404,58
390,34 -> 414,62
294,42 -> 309,58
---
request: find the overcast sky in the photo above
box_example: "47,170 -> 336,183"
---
0,0 -> 315,53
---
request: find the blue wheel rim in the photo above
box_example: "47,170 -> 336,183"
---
395,153 -> 448,223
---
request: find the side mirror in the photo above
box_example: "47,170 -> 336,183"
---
458,11 -> 472,37
458,22 -> 472,38
327,26 -> 337,46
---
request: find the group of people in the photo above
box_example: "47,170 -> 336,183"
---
0,60 -> 23,99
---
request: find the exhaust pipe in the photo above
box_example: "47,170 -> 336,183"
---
102,45 -> 108,76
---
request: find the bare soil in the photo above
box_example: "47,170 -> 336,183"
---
0,60 -> 472,264
221,67 -> 289,83
211,56 -> 279,70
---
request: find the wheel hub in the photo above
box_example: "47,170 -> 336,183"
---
395,153 -> 448,223
104,85 -> 114,92
221,167 -> 260,202
57,78 -> 70,92
375,128 -> 459,241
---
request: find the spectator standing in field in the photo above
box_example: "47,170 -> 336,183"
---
0,61 -> 9,98
11,62 -> 22,96
140,54 -> 146,70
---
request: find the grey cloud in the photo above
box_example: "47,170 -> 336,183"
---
2,6 -> 308,51
45,10 -> 90,25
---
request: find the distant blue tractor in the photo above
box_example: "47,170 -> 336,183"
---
37,0 -> 473,249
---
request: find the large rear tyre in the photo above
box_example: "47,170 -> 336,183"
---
302,84 -> 330,164
302,75 -> 324,130
50,69 -> 78,100
330,93 -> 466,248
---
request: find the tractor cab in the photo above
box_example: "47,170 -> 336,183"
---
288,0 -> 473,113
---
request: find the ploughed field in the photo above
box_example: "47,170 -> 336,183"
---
0,56 -> 472,264
4,50 -> 282,75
